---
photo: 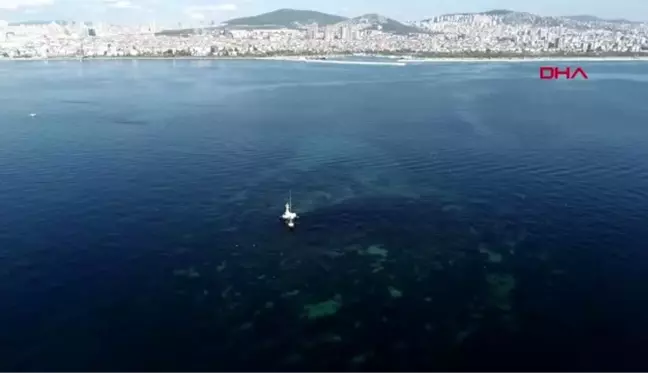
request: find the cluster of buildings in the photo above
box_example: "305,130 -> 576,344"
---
414,13 -> 648,54
0,13 -> 647,59
305,23 -> 364,41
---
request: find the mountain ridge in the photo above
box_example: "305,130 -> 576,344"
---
563,14 -> 638,24
341,13 -> 426,34
223,9 -> 347,29
221,8 -> 428,34
423,9 -> 642,24
220,8 -> 643,33
7,9 -> 643,30
8,20 -> 71,26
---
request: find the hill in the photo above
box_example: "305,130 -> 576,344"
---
425,9 -> 641,27
564,15 -> 639,24
159,8 -> 644,34
343,13 -> 426,34
223,9 -> 347,29
564,14 -> 603,22
8,20 -> 69,26
482,9 -> 516,15
479,10 -> 642,26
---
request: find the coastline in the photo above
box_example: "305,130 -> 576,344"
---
398,56 -> 648,63
2,55 -> 648,63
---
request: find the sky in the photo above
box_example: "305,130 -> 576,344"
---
0,0 -> 646,27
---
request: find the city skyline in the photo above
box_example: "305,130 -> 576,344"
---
0,0 -> 647,26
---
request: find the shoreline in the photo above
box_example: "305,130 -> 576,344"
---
2,55 -> 648,63
398,56 -> 648,63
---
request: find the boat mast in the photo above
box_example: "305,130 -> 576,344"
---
289,190 -> 292,209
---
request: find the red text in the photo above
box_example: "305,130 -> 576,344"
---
539,66 -> 589,80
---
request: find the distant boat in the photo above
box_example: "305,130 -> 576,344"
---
281,190 -> 298,229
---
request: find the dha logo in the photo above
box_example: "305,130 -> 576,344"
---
539,66 -> 589,80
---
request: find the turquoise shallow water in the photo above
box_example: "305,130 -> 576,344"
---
1,59 -> 648,370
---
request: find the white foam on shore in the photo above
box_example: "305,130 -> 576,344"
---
267,56 -> 405,66
303,59 -> 405,66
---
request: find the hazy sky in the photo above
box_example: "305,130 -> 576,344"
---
0,0 -> 646,26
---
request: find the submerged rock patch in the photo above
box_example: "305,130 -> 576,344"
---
388,286 -> 403,298
486,273 -> 516,311
366,245 -> 388,258
303,295 -> 342,320
479,244 -> 503,263
173,267 -> 200,278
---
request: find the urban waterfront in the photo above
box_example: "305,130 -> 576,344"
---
1,9 -> 648,59
1,60 -> 648,370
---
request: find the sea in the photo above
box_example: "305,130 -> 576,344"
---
1,59 -> 648,371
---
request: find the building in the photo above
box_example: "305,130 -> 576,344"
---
341,24 -> 351,40
307,23 -> 318,39
324,26 -> 335,41
0,20 -> 6,43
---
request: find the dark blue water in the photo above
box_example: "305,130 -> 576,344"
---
1,59 -> 648,371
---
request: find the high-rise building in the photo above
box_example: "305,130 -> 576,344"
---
341,25 -> 350,40
0,20 -> 6,43
78,20 -> 86,36
307,23 -> 318,39
324,26 -> 335,41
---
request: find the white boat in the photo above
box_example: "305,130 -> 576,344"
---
281,190 -> 298,228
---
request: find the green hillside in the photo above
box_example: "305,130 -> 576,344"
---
350,14 -> 426,34
224,8 -> 348,29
